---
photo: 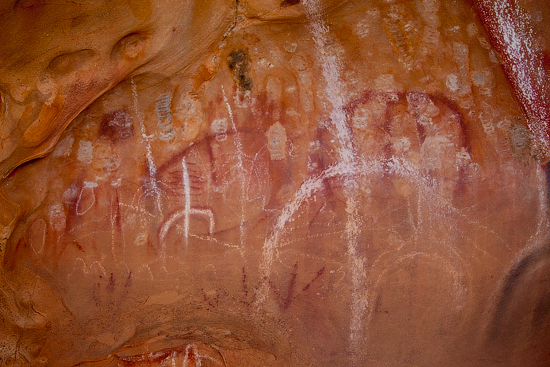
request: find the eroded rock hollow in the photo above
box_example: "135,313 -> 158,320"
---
0,0 -> 549,366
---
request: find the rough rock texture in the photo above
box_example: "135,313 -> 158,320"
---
0,0 -> 549,366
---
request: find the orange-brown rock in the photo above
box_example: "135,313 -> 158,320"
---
0,0 -> 549,366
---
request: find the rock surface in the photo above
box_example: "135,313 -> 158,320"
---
0,0 -> 549,366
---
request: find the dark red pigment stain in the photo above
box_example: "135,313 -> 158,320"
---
98,109 -> 134,143
106,272 -> 116,293
542,50 -> 550,73
268,263 -> 326,310
302,266 -> 325,292
239,267 -> 254,307
281,0 -> 300,6
111,190 -> 124,256
56,239 -> 85,259
242,266 -> 249,297
113,191 -> 122,232
283,262 -> 298,309
201,288 -> 220,309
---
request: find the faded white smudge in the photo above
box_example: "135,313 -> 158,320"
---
467,22 -> 478,37
52,135 -> 74,158
134,232 -> 148,247
266,122 -> 287,160
446,73 -> 460,93
77,140 -> 93,164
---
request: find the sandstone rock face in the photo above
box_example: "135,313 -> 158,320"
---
0,0 -> 549,366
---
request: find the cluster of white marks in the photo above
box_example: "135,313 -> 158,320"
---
221,86 -> 246,250
131,78 -> 163,213
354,20 -> 370,38
481,0 -> 549,157
156,94 -> 175,141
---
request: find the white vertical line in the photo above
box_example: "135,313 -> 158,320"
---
182,156 -> 191,247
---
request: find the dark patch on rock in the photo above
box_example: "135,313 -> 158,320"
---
281,0 -> 300,6
99,109 -> 134,143
544,163 -> 550,204
227,49 -> 254,91
489,243 -> 550,341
